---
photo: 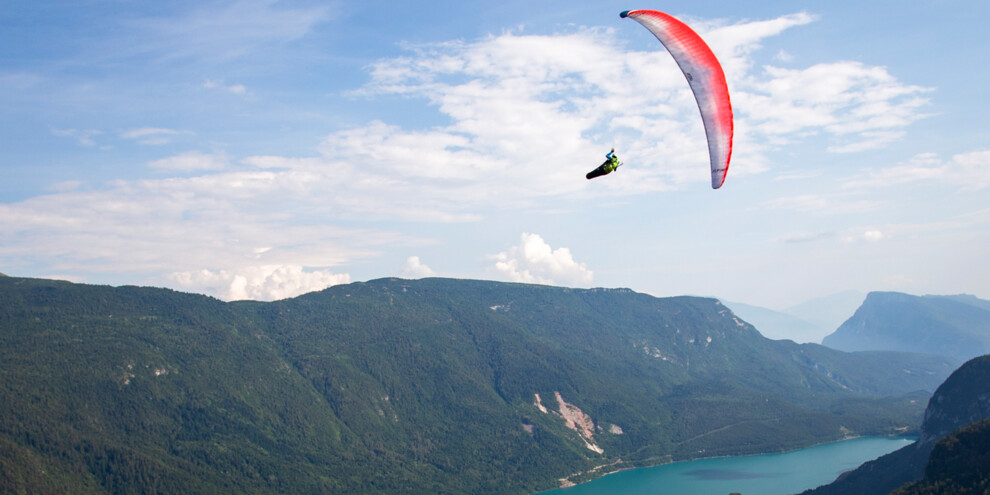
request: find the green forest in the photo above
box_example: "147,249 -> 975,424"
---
0,276 -> 960,494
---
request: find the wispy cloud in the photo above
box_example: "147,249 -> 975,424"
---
0,169 -> 389,291
203,79 -> 247,95
844,150 -> 990,190
761,194 -> 881,215
774,50 -> 794,63
0,13 -> 942,300
147,151 -> 229,172
701,11 -> 817,58
777,231 -> 835,244
739,61 -> 931,154
841,228 -> 886,243
0,72 -> 45,90
773,170 -> 823,181
119,0 -> 334,62
778,228 -> 886,245
52,128 -> 103,147
122,127 -> 190,146
347,13 -> 929,194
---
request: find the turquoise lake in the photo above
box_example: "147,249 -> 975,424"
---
541,436 -> 914,495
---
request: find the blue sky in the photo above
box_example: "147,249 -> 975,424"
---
2,0 -> 988,309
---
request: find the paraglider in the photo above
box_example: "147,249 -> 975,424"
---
586,148 -> 623,179
619,9 -> 733,189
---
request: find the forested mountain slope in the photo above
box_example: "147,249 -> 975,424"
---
802,354 -> 990,495
0,277 -> 959,493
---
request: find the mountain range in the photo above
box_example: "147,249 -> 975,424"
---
0,276 -> 961,493
822,292 -> 990,361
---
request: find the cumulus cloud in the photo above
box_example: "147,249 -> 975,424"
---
490,233 -> 593,287
401,256 -> 436,278
168,264 -> 349,301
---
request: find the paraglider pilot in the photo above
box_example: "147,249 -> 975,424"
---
586,148 -> 621,180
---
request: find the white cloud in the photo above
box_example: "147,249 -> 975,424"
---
122,0 -> 333,62
739,61 -> 930,153
773,170 -> 823,181
862,230 -> 885,242
774,50 -> 794,63
841,228 -> 887,243
0,71 -> 44,90
845,150 -> 990,190
168,264 -> 349,301
702,12 -> 817,58
0,170 -> 390,283
47,180 -> 85,193
336,13 -> 930,198
52,128 -> 102,147
147,151 -> 229,172
761,194 -> 880,215
763,194 -> 830,212
0,13 -> 941,296
490,233 -> 593,287
401,256 -> 436,278
122,127 -> 189,145
778,231 -> 835,244
204,79 -> 248,95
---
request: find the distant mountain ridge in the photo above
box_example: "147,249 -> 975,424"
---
717,300 -> 821,342
802,354 -> 990,495
822,292 -> 990,361
720,291 -> 864,343
785,291 -> 866,339
0,276 -> 960,494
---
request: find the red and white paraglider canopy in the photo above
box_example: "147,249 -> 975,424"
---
621,10 -> 733,189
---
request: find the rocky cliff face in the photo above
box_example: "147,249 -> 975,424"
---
919,355 -> 990,445
891,418 -> 990,495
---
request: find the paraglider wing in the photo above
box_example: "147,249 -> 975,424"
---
620,10 -> 733,189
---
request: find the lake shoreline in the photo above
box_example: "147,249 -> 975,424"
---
543,434 -> 917,494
